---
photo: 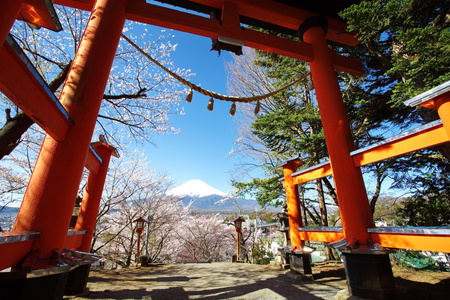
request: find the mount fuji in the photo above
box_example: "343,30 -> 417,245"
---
168,179 -> 227,198
168,179 -> 260,212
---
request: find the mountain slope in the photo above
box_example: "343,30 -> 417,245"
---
168,179 -> 259,212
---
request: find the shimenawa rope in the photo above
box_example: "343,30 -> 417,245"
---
121,34 -> 310,109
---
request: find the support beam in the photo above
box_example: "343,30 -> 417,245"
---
125,1 -> 363,75
53,0 -> 93,11
404,80 -> 450,107
0,35 -> 72,141
54,0 -> 359,46
351,120 -> 448,167
292,161 -> 332,185
370,230 -> 450,253
0,231 -> 39,271
436,93 -> 450,140
291,121 -> 448,186
85,145 -> 103,175
295,227 -> 450,253
404,81 -> 450,144
297,227 -> 344,243
126,2 -> 313,61
63,230 -> 86,250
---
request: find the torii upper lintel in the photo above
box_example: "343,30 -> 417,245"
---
51,0 -> 364,75
157,0 -> 360,46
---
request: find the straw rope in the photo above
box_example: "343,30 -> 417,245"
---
121,34 -> 310,103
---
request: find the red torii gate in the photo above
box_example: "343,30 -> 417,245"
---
0,0 -> 448,299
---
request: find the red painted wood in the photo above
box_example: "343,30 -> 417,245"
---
0,0 -> 24,47
12,0 -> 128,262
282,161 -> 304,250
304,25 -> 374,246
75,143 -> 117,252
0,41 -> 70,141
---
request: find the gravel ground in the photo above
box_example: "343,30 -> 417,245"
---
65,261 -> 450,300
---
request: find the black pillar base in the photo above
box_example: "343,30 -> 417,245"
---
342,252 -> 396,300
0,271 -> 68,300
0,264 -> 92,299
65,264 -> 90,296
288,252 -> 312,275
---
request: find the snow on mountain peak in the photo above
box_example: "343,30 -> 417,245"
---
167,179 -> 226,197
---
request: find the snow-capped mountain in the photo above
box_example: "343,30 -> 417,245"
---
167,179 -> 226,197
167,179 -> 259,212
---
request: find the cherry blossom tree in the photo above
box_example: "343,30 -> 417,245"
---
0,126 -> 43,211
1,5 -> 191,158
0,6 -> 190,208
173,214 -> 235,263
90,151 -> 189,267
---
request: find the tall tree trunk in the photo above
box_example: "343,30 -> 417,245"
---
316,179 -> 328,227
126,231 -> 135,267
370,167 -> 384,215
317,179 -> 340,260
299,186 -> 308,226
0,110 -> 34,159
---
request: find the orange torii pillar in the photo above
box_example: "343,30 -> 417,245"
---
0,0 -> 25,47
281,157 -> 313,277
433,93 -> 450,139
63,139 -> 118,297
13,0 -> 128,273
281,159 -> 304,250
298,17 -> 394,299
75,140 -> 119,253
406,82 -> 450,154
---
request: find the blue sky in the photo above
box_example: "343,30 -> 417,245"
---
139,27 -> 402,198
142,29 -> 242,194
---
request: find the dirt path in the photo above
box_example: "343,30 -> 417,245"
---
66,262 -> 450,300
68,262 -> 347,300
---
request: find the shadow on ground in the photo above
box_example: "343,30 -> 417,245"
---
67,262 -> 450,300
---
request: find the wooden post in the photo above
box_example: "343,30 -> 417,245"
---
236,231 -> 240,261
136,231 -> 142,263
74,141 -> 118,252
282,161 -> 304,251
435,94 -> 450,140
299,17 -> 395,299
12,0 -> 129,261
300,20 -> 374,246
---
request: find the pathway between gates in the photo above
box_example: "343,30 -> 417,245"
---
67,262 -> 347,299
64,261 -> 450,300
